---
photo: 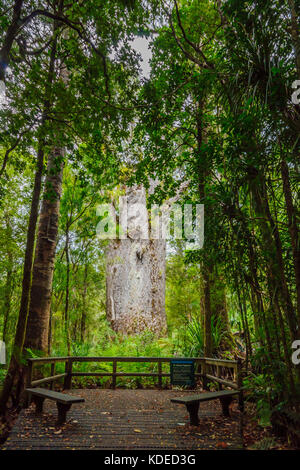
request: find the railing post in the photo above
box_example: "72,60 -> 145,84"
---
24,360 -> 33,408
217,365 -> 222,391
202,359 -> 209,391
158,360 -> 162,389
112,359 -> 117,389
237,358 -> 244,412
50,362 -> 55,390
64,359 -> 72,390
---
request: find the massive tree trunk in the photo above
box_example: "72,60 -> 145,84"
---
24,147 -> 64,353
106,186 -> 167,335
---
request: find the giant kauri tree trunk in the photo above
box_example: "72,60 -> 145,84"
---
106,185 -> 167,335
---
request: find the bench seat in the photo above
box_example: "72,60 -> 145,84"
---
26,387 -> 85,426
171,390 -> 240,425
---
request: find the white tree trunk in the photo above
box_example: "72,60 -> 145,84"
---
106,186 -> 167,335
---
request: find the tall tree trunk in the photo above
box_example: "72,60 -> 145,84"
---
0,144 -> 45,414
196,102 -> 213,356
248,166 -> 298,340
288,0 -> 300,79
0,0 -> 24,81
2,253 -> 13,344
24,147 -> 64,353
80,263 -> 88,342
64,226 -> 71,354
0,24 -> 59,414
24,26 -> 68,354
280,159 -> 300,325
202,265 -> 212,356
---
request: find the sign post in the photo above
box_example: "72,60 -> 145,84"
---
170,359 -> 195,386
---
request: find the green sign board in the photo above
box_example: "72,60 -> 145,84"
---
170,360 -> 195,386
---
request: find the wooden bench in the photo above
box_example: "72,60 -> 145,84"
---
171,390 -> 241,426
26,387 -> 85,426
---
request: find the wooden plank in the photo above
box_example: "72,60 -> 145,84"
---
25,388 -> 85,404
31,373 -> 67,386
171,389 -> 239,404
205,359 -> 237,368
70,356 -> 205,363
71,372 -> 171,377
71,372 -> 203,378
205,374 -> 238,390
28,357 -> 70,364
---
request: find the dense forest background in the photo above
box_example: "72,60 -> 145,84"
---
0,0 -> 299,441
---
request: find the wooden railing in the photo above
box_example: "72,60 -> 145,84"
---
26,356 -> 242,392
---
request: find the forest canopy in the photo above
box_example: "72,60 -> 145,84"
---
0,0 -> 299,448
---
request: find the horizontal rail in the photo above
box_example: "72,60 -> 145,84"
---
205,359 -> 238,368
205,374 -> 238,390
72,372 -> 203,378
28,357 -> 69,364
28,356 -> 205,364
31,373 -> 67,387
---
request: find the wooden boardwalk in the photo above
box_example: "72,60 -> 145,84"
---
1,389 -> 243,450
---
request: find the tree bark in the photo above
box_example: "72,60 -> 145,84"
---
0,144 -> 45,414
0,0 -> 24,81
64,225 -> 71,354
280,159 -> 300,325
288,0 -> 300,79
24,147 -> 64,353
2,253 -> 13,344
80,263 -> 88,342
248,166 -> 298,340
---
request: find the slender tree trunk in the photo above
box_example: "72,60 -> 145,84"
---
0,0 -> 24,81
0,25 -> 59,414
64,226 -> 71,354
24,147 -> 64,353
2,254 -> 13,344
248,167 -> 298,340
280,159 -> 300,325
0,145 -> 45,414
48,306 -> 53,355
81,263 -> 88,342
195,102 -> 213,356
203,265 -> 212,356
288,0 -> 300,79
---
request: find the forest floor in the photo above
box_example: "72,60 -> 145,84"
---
0,389 -> 295,450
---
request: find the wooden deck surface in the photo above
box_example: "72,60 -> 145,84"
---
1,389 -> 243,450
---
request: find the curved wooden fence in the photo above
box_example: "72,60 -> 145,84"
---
26,356 -> 243,392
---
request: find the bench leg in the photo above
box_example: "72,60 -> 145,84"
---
219,396 -> 233,417
186,402 -> 200,426
238,391 -> 244,413
32,396 -> 45,414
56,402 -> 72,426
